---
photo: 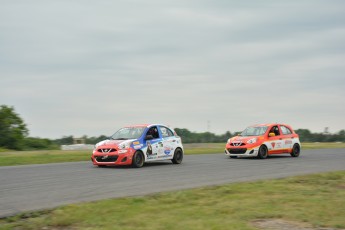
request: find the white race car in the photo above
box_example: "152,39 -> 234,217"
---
91,124 -> 184,168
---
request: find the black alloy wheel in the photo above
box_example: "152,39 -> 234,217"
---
132,151 -> 144,168
257,145 -> 268,159
290,144 -> 300,157
172,148 -> 183,164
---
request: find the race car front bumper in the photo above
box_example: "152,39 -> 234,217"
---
91,148 -> 135,166
224,146 -> 260,157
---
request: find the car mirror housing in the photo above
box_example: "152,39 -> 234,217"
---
269,132 -> 275,137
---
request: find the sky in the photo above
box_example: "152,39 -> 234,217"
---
1,0 -> 345,139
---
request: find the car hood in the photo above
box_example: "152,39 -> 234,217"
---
230,136 -> 257,142
95,139 -> 136,148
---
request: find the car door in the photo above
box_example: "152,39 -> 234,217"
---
157,126 -> 176,159
267,125 -> 284,154
280,125 -> 294,152
144,126 -> 163,161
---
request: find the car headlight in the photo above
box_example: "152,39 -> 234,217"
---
227,138 -> 232,144
247,138 -> 257,144
119,141 -> 132,150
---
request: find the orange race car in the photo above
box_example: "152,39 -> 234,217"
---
225,123 -> 301,159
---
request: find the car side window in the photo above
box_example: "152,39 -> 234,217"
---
160,126 -> 174,138
281,125 -> 292,135
269,126 -> 280,136
146,126 -> 160,139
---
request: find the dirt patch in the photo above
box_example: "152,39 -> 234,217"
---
337,184 -> 345,190
251,219 -> 341,230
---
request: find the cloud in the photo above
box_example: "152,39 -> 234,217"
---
0,0 -> 344,138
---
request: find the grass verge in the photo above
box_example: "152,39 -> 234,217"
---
1,171 -> 344,230
0,150 -> 89,166
0,142 -> 344,167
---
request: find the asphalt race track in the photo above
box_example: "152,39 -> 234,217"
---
0,149 -> 344,217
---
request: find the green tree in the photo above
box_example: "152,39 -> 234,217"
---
53,135 -> 74,145
23,137 -> 59,150
0,105 -> 29,150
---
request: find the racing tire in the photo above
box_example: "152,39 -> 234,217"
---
171,148 -> 183,164
257,145 -> 268,159
290,144 -> 300,157
230,156 -> 237,159
132,151 -> 145,168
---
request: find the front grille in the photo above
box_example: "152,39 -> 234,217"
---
228,148 -> 247,154
97,148 -> 116,153
230,143 -> 245,146
95,155 -> 118,162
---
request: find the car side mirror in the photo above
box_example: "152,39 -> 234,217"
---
145,135 -> 154,140
269,132 -> 275,137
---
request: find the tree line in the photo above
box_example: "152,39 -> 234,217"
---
1,105 -> 344,151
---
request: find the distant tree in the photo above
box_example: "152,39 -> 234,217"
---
85,135 -> 108,144
295,129 -> 313,142
338,130 -> 345,142
175,128 -> 234,143
0,105 -> 29,150
219,131 -> 233,142
53,136 -> 74,145
23,137 -> 59,150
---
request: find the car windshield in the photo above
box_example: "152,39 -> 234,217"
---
110,127 -> 146,140
240,126 -> 268,137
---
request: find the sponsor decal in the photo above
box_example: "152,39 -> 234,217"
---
145,142 -> 158,157
271,142 -> 276,148
285,140 -> 292,145
102,155 -> 109,160
133,145 -> 142,150
133,141 -> 140,145
164,146 -> 171,155
146,141 -> 153,156
147,156 -> 156,160
158,155 -> 170,158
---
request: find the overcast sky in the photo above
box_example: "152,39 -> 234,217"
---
1,0 -> 344,139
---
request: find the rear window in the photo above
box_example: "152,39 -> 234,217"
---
281,126 -> 292,135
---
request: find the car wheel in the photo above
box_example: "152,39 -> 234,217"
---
257,145 -> 268,159
230,156 -> 237,159
291,144 -> 300,157
172,148 -> 183,164
132,151 -> 144,168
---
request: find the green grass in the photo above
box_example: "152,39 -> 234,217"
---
0,142 -> 344,167
184,143 -> 225,154
0,150 -> 89,166
301,142 -> 345,149
1,171 -> 344,230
